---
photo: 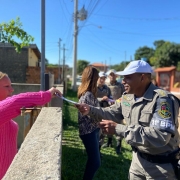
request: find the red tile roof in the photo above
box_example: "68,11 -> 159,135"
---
91,63 -> 108,67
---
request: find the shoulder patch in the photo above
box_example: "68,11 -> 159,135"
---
154,89 -> 168,97
158,102 -> 171,118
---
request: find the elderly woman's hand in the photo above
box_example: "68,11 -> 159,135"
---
48,87 -> 62,98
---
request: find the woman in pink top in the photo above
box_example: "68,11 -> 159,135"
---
0,71 -> 61,179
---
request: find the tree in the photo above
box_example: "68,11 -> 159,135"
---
111,61 -> 130,71
134,46 -> 155,63
77,60 -> 89,74
150,41 -> 180,67
134,40 -> 180,67
0,17 -> 34,52
153,40 -> 166,49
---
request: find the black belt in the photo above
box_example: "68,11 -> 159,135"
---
132,146 -> 179,164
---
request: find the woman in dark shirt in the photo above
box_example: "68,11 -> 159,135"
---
78,66 -> 100,180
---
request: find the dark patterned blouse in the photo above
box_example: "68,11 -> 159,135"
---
78,91 -> 100,135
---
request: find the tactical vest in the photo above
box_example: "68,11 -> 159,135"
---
108,82 -> 124,100
97,86 -> 110,107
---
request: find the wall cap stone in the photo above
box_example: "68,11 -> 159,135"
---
3,107 -> 62,180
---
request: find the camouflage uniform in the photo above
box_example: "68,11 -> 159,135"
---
88,83 -> 180,179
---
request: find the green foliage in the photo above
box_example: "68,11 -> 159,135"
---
111,61 -> 130,71
150,41 -> 180,67
0,17 -> 34,52
149,56 -> 158,66
47,63 -> 58,67
134,46 -> 155,63
77,60 -> 89,75
134,40 -> 180,67
177,62 -> 180,72
62,88 -> 132,180
153,40 -> 166,49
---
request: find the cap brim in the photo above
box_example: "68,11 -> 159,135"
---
106,71 -> 117,76
116,70 -> 152,76
99,76 -> 106,78
116,71 -> 130,75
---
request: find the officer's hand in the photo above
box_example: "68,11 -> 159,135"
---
102,96 -> 108,101
110,101 -> 115,105
75,103 -> 90,115
99,120 -> 117,135
48,87 -> 62,98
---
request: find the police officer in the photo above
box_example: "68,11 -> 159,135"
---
97,72 -> 112,150
105,69 -> 125,154
97,72 -> 112,108
76,60 -> 180,180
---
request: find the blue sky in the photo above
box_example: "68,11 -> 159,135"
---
0,0 -> 180,67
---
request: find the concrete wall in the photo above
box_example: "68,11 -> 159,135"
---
3,107 -> 62,180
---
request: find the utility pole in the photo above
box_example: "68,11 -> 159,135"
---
72,1 -> 87,91
72,0 -> 78,91
58,38 -> 62,84
41,0 -> 45,90
62,44 -> 68,82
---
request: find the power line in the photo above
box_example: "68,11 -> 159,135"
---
80,28 -> 125,54
92,14 -> 180,21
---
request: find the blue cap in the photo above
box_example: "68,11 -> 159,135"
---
117,60 -> 152,76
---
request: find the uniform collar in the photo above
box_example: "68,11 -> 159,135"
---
142,83 -> 157,101
123,83 -> 157,102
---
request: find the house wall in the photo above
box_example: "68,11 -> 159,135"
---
0,46 -> 28,83
28,48 -> 39,67
26,66 -> 65,84
0,44 -> 67,84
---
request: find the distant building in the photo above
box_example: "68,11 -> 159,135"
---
0,43 -> 68,84
0,43 -> 41,83
90,63 -> 108,72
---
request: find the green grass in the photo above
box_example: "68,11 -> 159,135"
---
61,88 -> 132,180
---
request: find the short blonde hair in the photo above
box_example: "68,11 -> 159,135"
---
0,72 -> 8,80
